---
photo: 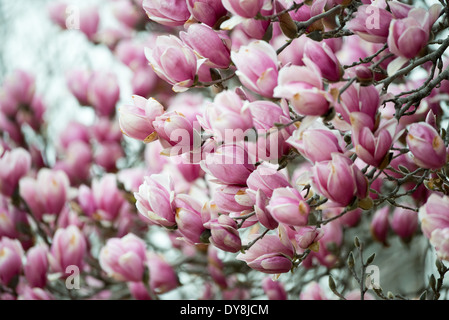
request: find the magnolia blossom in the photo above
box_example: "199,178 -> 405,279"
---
145,35 -> 203,92
231,40 -> 279,97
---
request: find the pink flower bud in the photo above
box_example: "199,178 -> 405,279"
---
350,113 -> 397,168
201,143 -> 255,186
213,185 -> 253,214
231,40 -> 279,98
174,194 -> 205,245
312,153 -> 368,207
355,66 -> 374,85
333,83 -> 380,125
2,69 -> 35,105
79,6 -> 100,41
112,0 -> 144,29
370,207 -> 390,245
287,126 -> 346,163
19,169 -> 70,220
118,96 -> 164,142
262,277 -> 287,300
388,5 -> 442,59
99,233 -> 147,282
346,3 -> 393,43
391,207 -> 418,241
147,253 -> 178,293
0,148 -> 31,197
47,2 -> 68,29
254,189 -> 278,230
49,225 -> 87,274
246,164 -> 291,198
0,196 -> 30,241
0,237 -> 23,286
267,187 -> 310,226
247,100 -> 290,131
87,71 -> 120,117
142,0 -> 191,26
199,90 -> 253,142
419,193 -> 449,239
135,174 -> 176,228
58,121 -> 91,150
294,226 -> 324,252
208,214 -> 242,253
94,141 -> 124,172
153,111 -> 198,155
180,24 -> 231,69
54,141 -> 92,185
145,35 -> 202,92
222,0 -> 266,18
90,174 -> 126,221
236,232 -> 295,274
406,122 -> 447,169
304,41 -> 342,82
24,245 -> 48,288
186,0 -> 227,27
274,61 -> 331,116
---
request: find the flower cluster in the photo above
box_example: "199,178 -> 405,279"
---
1,0 -> 449,301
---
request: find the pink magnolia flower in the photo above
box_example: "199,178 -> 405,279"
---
145,35 -> 202,92
0,196 -> 30,241
293,226 -> 324,252
303,41 -> 343,82
135,174 -> 176,228
287,125 -> 346,163
99,233 -> 147,282
0,237 -> 24,286
267,187 -> 310,227
142,0 -> 190,26
237,232 -> 295,274
418,193 -> 449,239
254,189 -> 279,230
350,112 -> 398,168
346,2 -> 393,43
274,60 -> 332,116
333,83 -> 380,125
388,4 -> 442,59
19,169 -> 70,220
49,225 -> 87,274
430,228 -> 449,261
1,69 -> 35,105
198,90 -> 253,142
186,0 -> 228,27
118,95 -> 164,143
24,245 -> 49,288
370,207 -> 390,245
207,214 -> 242,253
79,6 -> 100,42
391,207 -> 418,241
406,122 -> 447,169
89,174 -> 126,221
147,253 -> 178,293
153,111 -> 198,156
312,153 -> 368,207
213,185 -> 253,214
0,148 -> 31,197
174,194 -> 205,245
231,40 -> 279,98
87,71 -> 120,117
246,163 -> 291,198
201,143 -> 255,186
180,24 -> 231,69
262,277 -> 287,300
